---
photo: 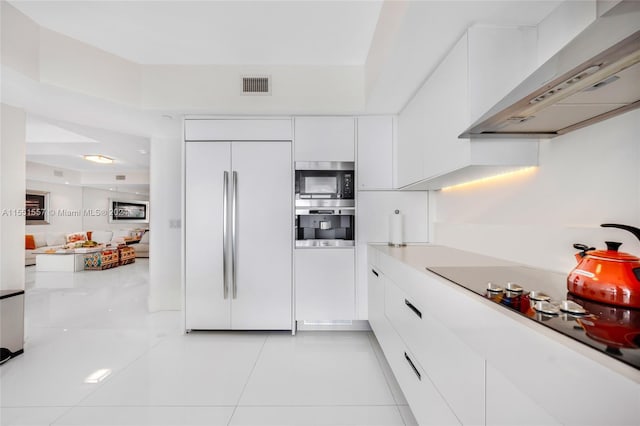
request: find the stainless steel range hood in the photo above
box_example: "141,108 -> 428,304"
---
460,1 -> 640,139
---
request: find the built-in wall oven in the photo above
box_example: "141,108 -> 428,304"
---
295,162 -> 355,248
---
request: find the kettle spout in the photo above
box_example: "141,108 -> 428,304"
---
573,243 -> 595,262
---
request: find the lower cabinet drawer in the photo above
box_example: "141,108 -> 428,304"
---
377,316 -> 461,426
486,362 -> 561,426
385,278 -> 485,426
368,267 -> 386,332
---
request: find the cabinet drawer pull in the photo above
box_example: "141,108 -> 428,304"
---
405,299 -> 422,318
404,352 -> 421,380
372,269 -> 379,277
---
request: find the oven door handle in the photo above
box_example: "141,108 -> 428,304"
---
295,208 -> 355,216
309,210 -> 335,214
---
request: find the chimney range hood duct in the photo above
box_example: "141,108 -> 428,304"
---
460,1 -> 640,139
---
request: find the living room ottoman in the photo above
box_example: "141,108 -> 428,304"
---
84,249 -> 119,270
118,245 -> 136,265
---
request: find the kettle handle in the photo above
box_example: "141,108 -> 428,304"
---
601,224 -> 640,243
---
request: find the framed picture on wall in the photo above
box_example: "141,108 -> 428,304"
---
26,190 -> 50,225
108,199 -> 149,224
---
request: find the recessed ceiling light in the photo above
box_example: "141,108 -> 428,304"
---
109,188 -> 114,191
65,181 -> 69,185
137,149 -> 147,155
84,155 -> 113,164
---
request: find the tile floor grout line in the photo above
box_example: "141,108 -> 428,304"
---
49,332 -> 172,424
47,339 -> 164,425
365,332 -> 404,407
38,403 -> 404,408
396,405 -> 410,426
47,406 -> 74,426
20,269 -> 173,425
226,332 -> 270,426
47,334 -> 171,425
366,333 -> 415,425
223,403 -> 404,407
0,406 -> 72,426
395,405 -> 408,426
42,404 -> 239,408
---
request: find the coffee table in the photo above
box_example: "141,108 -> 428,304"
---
35,248 -> 103,272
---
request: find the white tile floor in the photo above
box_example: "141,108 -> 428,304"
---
1,260 -> 417,426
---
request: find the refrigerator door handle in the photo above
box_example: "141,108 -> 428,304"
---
232,171 -> 238,299
223,171 -> 229,299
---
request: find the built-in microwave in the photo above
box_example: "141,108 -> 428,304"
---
295,161 -> 354,203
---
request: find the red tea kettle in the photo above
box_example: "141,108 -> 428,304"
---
567,223 -> 640,308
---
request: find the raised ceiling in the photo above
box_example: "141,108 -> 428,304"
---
26,115 -> 150,173
7,0 -> 562,115
7,0 -> 563,182
9,0 -> 384,65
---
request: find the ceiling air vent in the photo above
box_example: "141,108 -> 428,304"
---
115,175 -> 126,181
53,170 -> 64,177
241,75 -> 271,95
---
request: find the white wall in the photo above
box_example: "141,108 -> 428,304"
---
26,162 -> 82,186
25,180 -> 83,234
1,104 -> 26,290
432,109 -> 640,281
148,136 -> 182,312
0,1 -> 39,80
358,192 -> 429,244
39,28 -> 142,107
356,191 -> 429,319
24,180 -> 149,236
81,187 -> 149,232
141,65 -> 364,114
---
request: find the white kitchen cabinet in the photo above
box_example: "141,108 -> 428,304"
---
384,278 -> 485,426
357,116 -> 394,190
399,35 -> 469,187
397,25 -> 538,190
355,192 -> 428,320
485,362 -> 560,426
294,117 -> 355,162
184,140 -> 292,330
184,118 -> 292,141
369,245 -> 640,426
395,114 -> 424,188
382,327 -> 460,426
368,266 -> 386,332
295,248 -> 355,320
368,264 -> 460,426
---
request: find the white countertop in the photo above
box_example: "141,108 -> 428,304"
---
368,243 -> 640,383
370,243 -> 516,268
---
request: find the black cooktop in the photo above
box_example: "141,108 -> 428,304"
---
427,265 -> 640,371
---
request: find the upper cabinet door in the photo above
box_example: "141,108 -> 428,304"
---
357,116 -> 394,190
184,119 -> 292,141
397,25 -> 538,189
294,117 -> 355,162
